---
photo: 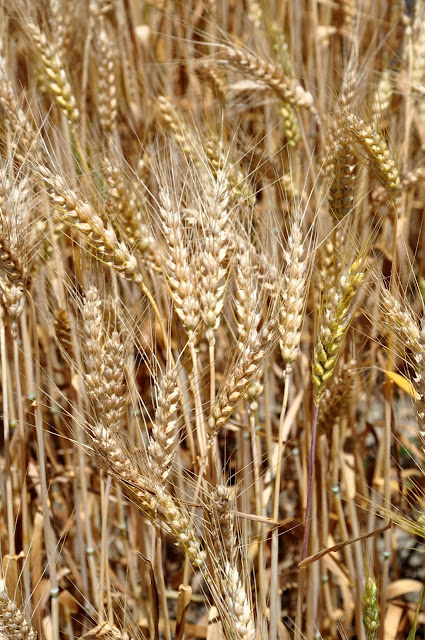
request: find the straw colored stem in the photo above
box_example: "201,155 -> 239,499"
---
301,404 -> 319,561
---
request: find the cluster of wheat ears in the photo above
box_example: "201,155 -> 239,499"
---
2,1 -> 425,640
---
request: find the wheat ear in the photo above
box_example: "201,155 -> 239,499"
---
341,110 -> 400,191
326,138 -> 358,220
362,576 -> 379,640
81,287 -> 127,435
0,175 -> 31,329
147,367 -> 180,482
206,484 -> 235,563
0,580 -> 37,640
199,169 -> 230,344
278,208 -> 308,372
26,21 -> 79,125
208,316 -> 275,439
224,563 -> 255,640
39,168 -> 140,280
312,257 -> 365,404
317,359 -> 357,433
380,287 -> 425,425
158,186 -> 201,341
221,45 -> 316,114
302,256 -> 365,560
96,17 -> 118,137
103,157 -> 157,267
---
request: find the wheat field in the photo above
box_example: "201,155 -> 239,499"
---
0,1 -> 424,640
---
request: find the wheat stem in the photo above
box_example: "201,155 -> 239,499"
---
301,404 -> 319,561
27,292 -> 59,640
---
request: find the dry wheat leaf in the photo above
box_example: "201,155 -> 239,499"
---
385,605 -> 404,640
387,580 -> 423,600
175,584 -> 192,640
384,370 -> 420,400
207,606 -> 224,640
